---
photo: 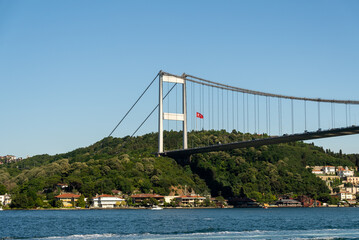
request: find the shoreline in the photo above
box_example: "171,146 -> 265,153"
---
2,205 -> 358,211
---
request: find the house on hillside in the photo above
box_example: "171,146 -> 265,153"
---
346,177 -> 359,185
55,193 -> 80,207
56,183 -> 69,190
92,194 -> 125,208
323,166 -> 336,175
343,186 -> 359,195
337,167 -> 354,178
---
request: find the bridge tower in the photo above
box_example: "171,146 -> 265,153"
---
158,72 -> 188,153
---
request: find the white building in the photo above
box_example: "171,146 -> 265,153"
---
0,194 -> 11,206
338,167 -> 354,178
164,196 -> 177,203
312,170 -> 324,175
92,194 -> 125,208
337,191 -> 355,201
323,166 -> 336,175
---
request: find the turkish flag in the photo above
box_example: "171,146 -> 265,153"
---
196,112 -> 204,119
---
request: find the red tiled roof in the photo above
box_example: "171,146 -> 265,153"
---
55,193 -> 80,198
177,195 -> 205,199
130,194 -> 164,198
95,194 -> 113,198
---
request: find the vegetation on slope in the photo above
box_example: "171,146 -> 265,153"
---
1,130 -> 358,208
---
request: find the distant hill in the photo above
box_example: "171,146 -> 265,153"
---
1,130 -> 358,208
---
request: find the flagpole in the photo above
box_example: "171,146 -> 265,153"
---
196,113 -> 197,132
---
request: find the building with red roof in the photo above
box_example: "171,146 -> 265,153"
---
175,195 -> 206,207
130,193 -> 164,205
55,193 -> 81,207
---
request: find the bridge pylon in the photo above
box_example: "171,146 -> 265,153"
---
158,71 -> 188,153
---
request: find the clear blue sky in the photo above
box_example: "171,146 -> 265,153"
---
1,0 -> 359,158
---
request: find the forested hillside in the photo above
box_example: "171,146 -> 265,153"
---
1,130 -> 358,208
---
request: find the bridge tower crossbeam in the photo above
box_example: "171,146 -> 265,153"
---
158,72 -> 187,153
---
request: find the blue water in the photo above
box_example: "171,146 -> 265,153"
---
1,208 -> 359,240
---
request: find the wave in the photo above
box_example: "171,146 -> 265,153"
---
26,229 -> 359,240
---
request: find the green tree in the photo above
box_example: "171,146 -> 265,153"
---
55,200 -> 64,208
0,184 -> 7,195
76,195 -> 86,208
149,197 -> 159,206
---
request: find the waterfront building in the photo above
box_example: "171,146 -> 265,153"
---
175,195 -> 206,207
297,195 -> 321,207
337,191 -> 355,201
55,193 -> 80,207
92,194 -> 125,208
164,196 -> 177,203
0,193 -> 11,206
130,193 -> 165,205
275,198 -> 302,207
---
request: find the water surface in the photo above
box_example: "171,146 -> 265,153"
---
1,208 -> 358,239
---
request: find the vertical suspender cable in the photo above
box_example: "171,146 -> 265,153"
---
349,104 -> 352,126
208,85 -> 210,130
266,97 -> 268,134
253,95 -> 257,133
278,98 -> 282,135
237,91 -> 239,131
176,83 -> 178,132
318,101 -> 321,130
226,90 -> 229,131
232,91 -> 235,130
247,93 -> 249,133
291,99 -> 294,134
191,81 -> 194,131
268,97 -> 271,136
257,95 -> 260,134
167,82 -> 170,132
334,103 -> 336,127
218,87 -> 219,130
200,83 -> 202,130
331,102 -> 333,129
243,93 -> 245,134
222,88 -> 224,130
304,100 -> 307,131
346,103 -> 348,127
212,86 -> 214,130
202,83 -> 204,130
278,98 -> 281,135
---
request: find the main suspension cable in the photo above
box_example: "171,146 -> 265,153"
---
108,71 -> 160,137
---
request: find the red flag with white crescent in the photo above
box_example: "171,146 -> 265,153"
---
196,112 -> 204,119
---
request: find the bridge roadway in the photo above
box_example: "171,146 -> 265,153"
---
159,126 -> 359,161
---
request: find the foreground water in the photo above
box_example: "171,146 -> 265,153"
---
1,208 -> 359,240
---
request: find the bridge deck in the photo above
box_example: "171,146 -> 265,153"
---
159,126 -> 359,158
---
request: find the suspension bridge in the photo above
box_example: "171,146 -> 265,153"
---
109,71 -> 359,163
